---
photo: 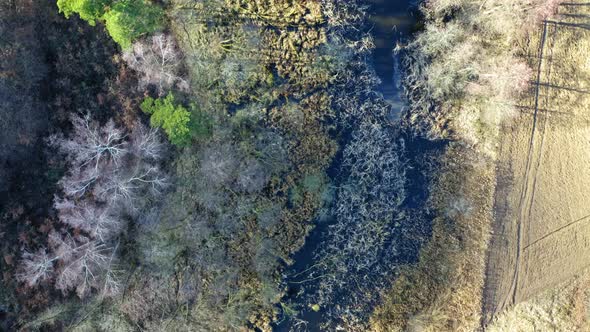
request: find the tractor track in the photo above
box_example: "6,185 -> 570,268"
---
483,3 -> 590,327
506,19 -> 551,307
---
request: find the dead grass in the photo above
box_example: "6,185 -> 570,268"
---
370,143 -> 495,332
369,0 -> 578,331
482,0 -> 590,323
488,271 -> 590,332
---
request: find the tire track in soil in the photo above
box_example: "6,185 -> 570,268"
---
506,20 -> 550,307
484,5 -> 590,326
520,20 -> 558,294
524,213 -> 590,250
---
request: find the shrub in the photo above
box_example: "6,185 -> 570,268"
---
188,103 -> 214,140
141,93 -> 191,146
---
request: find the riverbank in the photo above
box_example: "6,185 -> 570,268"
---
370,0 -> 564,330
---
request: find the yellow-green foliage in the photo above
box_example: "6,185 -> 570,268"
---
141,93 -> 192,146
102,0 -> 164,49
57,0 -> 109,25
57,0 -> 164,49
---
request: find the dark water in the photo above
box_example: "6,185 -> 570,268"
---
368,0 -> 418,115
273,1 -> 420,331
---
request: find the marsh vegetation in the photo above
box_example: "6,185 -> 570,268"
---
1,0 -> 583,331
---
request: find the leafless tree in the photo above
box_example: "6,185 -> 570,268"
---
19,117 -> 167,298
54,237 -> 112,298
123,33 -> 189,94
47,231 -> 118,298
57,167 -> 101,198
199,143 -> 240,187
50,116 -> 166,206
55,199 -> 121,242
19,230 -> 121,298
16,249 -> 56,287
235,159 -> 269,193
130,125 -> 165,161
49,115 -> 128,171
94,165 -> 167,205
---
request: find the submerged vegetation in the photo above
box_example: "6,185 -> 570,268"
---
1,0 -> 582,331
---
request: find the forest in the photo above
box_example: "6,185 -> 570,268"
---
1,0 -> 584,331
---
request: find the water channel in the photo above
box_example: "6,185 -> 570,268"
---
275,1 -> 419,330
369,0 -> 418,111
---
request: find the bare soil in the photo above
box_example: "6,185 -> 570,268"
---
482,2 -> 590,326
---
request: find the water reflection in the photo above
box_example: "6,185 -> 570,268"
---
367,0 -> 416,104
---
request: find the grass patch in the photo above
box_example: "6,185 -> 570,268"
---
371,143 -> 495,332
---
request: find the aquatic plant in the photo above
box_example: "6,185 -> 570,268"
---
289,120 -> 408,329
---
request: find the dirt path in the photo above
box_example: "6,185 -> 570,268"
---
482,2 -> 590,326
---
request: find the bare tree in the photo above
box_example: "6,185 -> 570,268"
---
54,237 -> 112,298
235,159 -> 269,193
16,249 -> 56,287
49,115 -> 128,171
18,231 -> 121,299
130,125 -> 165,160
100,248 -> 122,298
19,117 -> 167,298
58,167 -> 102,198
199,143 -> 240,187
51,116 -> 166,206
94,164 -> 167,205
55,199 -> 121,242
123,33 -> 188,94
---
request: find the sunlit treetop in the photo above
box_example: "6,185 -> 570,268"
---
57,0 -> 109,25
102,0 -> 164,49
56,0 -> 164,49
141,93 -> 192,147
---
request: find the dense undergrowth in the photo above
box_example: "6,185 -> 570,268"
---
1,0 -> 421,331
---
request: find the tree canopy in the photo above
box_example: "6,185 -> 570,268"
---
141,93 -> 192,146
57,0 -> 108,25
56,0 -> 163,49
102,0 -> 164,49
